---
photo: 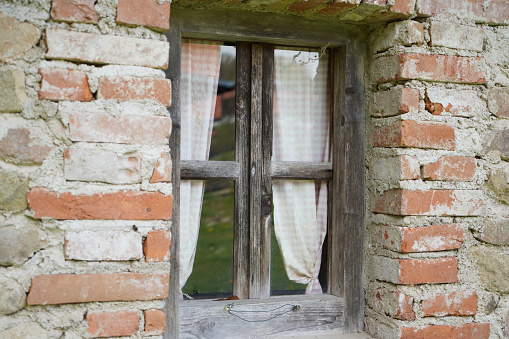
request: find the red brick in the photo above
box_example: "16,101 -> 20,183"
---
150,153 -> 172,183
425,88 -> 481,117
399,258 -> 458,284
375,224 -> 465,253
423,156 -> 476,181
27,273 -> 169,305
51,0 -> 98,23
27,187 -> 173,220
144,230 -> 171,262
422,291 -> 477,317
488,87 -> 509,118
373,189 -> 483,216
87,310 -> 139,338
373,53 -> 486,84
97,76 -> 171,106
400,323 -> 490,339
390,0 -> 415,14
39,68 -> 92,102
372,87 -> 419,117
144,309 -> 166,335
418,0 -> 509,25
317,0 -> 359,15
373,120 -> 455,150
69,113 -> 171,145
116,0 -> 170,31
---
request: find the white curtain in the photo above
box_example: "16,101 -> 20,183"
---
180,40 -> 222,292
273,49 -> 330,294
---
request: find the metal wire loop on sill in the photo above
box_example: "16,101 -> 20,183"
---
225,303 -> 301,322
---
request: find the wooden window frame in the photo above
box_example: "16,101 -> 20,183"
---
165,8 -> 366,338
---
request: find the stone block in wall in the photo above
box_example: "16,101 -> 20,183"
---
0,323 -> 54,339
143,230 -> 171,262
483,128 -> 509,161
0,127 -> 52,165
400,323 -> 490,339
486,167 -> 509,204
0,277 -> 26,315
27,187 -> 173,220
373,256 -> 458,285
488,87 -> 509,118
150,153 -> 172,183
374,224 -> 464,253
116,0 -> 171,32
372,54 -> 486,84
87,310 -> 139,338
474,218 -> 509,245
371,20 -> 424,53
0,170 -> 29,212
39,68 -> 93,102
0,13 -> 41,62
97,76 -> 172,106
65,230 -> 143,261
286,0 -> 344,14
27,273 -> 169,305
424,88 -> 481,117
370,155 -> 419,181
429,21 -> 484,52
373,189 -> 483,216
0,225 -> 47,266
0,67 -> 28,113
45,29 -> 170,69
373,120 -> 455,150
418,0 -> 509,25
422,291 -> 477,317
69,113 -> 172,145
144,309 -> 166,335
469,246 -> 509,293
372,87 -> 419,118
64,149 -> 141,184
422,156 -> 476,181
51,0 -> 98,23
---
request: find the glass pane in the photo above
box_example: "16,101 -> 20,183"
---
271,180 -> 328,295
273,47 -> 330,163
182,180 -> 234,299
209,45 -> 236,161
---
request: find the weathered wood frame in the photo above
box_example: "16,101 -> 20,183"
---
165,8 -> 366,338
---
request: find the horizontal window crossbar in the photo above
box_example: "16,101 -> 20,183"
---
181,160 -> 239,180
271,161 -> 332,180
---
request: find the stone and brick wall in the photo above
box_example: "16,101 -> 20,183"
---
0,0 -> 508,338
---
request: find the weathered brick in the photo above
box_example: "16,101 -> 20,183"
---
144,309 -> 166,335
69,113 -> 171,145
372,87 -> 419,117
87,310 -> 139,338
373,189 -> 483,216
116,0 -> 170,31
27,187 -> 173,220
0,170 -> 29,212
45,29 -> 169,69
400,323 -> 490,339
418,0 -> 509,24
317,0 -> 359,15
368,285 -> 415,320
0,13 -> 41,62
27,273 -> 169,305
144,230 -> 171,262
372,53 -> 486,84
371,20 -> 423,53
287,0 -> 330,12
64,149 -> 141,184
390,0 -> 415,15
375,224 -> 465,253
422,291 -> 477,317
0,277 -> 26,316
39,68 -> 93,102
51,0 -> 98,23
422,156 -> 476,181
488,87 -> 509,118
475,218 -> 509,246
150,153 -> 172,183
0,128 -> 52,165
0,224 -> 47,266
470,246 -> 509,293
370,155 -> 420,181
0,67 -> 28,113
97,76 -> 171,106
424,88 -> 481,117
374,256 -> 458,285
373,121 -> 455,150
429,21 -> 484,52
65,230 -> 143,261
